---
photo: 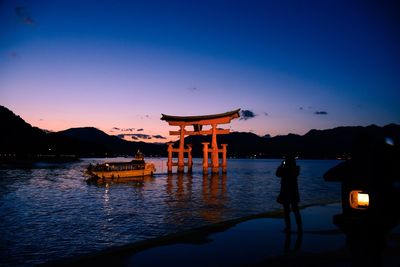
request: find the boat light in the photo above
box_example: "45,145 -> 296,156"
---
349,190 -> 369,210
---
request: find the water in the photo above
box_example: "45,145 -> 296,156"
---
0,158 -> 341,266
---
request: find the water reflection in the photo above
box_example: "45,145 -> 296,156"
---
284,231 -> 302,253
200,173 -> 228,223
103,183 -> 110,203
166,173 -> 193,200
164,173 -> 229,224
163,173 -> 194,226
102,183 -> 114,223
88,176 -> 155,188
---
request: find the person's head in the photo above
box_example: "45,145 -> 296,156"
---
284,155 -> 296,166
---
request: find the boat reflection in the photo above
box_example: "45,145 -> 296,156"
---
87,175 -> 155,187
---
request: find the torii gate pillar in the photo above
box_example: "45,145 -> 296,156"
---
177,125 -> 185,173
211,124 -> 219,173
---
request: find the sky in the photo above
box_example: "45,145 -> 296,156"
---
1,0 -> 399,142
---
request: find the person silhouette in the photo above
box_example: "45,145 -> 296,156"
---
276,155 -> 302,233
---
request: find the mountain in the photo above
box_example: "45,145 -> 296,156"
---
178,124 -> 400,159
52,127 -> 164,157
0,105 -> 47,153
180,132 -> 268,158
1,105 -> 399,159
0,106 -> 165,158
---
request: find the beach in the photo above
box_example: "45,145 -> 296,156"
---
49,203 -> 400,266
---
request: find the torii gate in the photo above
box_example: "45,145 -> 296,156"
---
161,109 -> 240,174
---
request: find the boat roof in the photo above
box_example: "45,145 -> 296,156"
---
104,160 -> 144,165
161,109 -> 240,122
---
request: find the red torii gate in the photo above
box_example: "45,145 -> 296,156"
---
161,109 -> 240,174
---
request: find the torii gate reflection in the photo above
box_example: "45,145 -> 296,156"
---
161,109 -> 240,174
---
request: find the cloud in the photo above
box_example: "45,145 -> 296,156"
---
152,135 -> 167,139
300,106 -> 328,115
128,133 -> 167,140
132,134 -> 152,139
15,6 -> 35,25
137,128 -> 144,132
9,51 -> 18,59
116,133 -> 153,140
240,110 -> 257,120
23,17 -> 35,25
187,87 -> 198,92
112,127 -> 135,132
122,128 -> 134,132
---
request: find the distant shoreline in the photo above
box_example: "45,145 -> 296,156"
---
0,156 -> 343,169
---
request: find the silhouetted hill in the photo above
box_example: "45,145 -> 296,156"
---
52,127 -> 165,157
178,124 -> 400,159
0,106 -> 164,158
0,105 -> 47,153
59,127 -> 117,143
180,132 -> 268,157
296,124 -> 400,158
1,105 -> 399,159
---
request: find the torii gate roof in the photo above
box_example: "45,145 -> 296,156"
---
161,109 -> 240,125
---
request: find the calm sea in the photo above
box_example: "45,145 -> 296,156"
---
0,158 -> 341,266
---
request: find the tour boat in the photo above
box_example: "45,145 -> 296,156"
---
86,151 -> 156,181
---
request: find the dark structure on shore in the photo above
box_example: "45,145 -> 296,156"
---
324,134 -> 400,266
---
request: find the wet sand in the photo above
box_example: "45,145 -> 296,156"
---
45,203 -> 400,267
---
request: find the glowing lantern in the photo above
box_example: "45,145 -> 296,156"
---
349,190 -> 369,209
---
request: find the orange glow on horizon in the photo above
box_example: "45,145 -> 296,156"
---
15,106 -> 315,143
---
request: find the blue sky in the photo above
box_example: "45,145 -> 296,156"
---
1,0 -> 399,141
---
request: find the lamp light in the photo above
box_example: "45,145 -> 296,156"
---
349,190 -> 369,209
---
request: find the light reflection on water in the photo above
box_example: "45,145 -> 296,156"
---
0,158 -> 341,266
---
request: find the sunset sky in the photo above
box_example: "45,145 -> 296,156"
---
1,0 -> 399,142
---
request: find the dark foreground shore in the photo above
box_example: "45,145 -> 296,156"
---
44,203 -> 400,267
